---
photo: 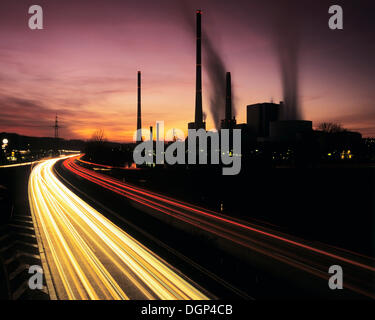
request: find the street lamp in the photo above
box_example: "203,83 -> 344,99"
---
2,138 -> 8,153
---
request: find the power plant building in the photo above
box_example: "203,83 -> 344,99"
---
246,103 -> 280,137
269,120 -> 313,141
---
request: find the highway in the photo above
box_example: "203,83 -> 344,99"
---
28,157 -> 209,300
63,156 -> 375,299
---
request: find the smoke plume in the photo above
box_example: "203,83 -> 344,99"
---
204,37 -> 227,129
272,3 -> 301,120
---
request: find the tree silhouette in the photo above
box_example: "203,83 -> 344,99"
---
91,129 -> 106,144
318,122 -> 346,134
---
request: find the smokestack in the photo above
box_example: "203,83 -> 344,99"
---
220,72 -> 236,130
136,71 -> 142,142
225,72 -> 232,122
194,10 -> 204,128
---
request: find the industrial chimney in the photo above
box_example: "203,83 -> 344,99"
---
136,71 -> 142,142
188,10 -> 206,131
225,72 -> 232,122
221,72 -> 236,129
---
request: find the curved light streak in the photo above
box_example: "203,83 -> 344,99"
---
28,158 -> 208,300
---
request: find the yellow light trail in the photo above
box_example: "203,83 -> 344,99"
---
28,158 -> 208,300
0,159 -> 44,168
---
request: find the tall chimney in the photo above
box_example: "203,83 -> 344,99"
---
220,72 -> 236,130
136,71 -> 142,142
149,126 -> 153,141
225,72 -> 232,122
195,10 -> 203,127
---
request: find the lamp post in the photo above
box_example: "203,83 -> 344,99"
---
1,138 -> 8,163
2,138 -> 8,152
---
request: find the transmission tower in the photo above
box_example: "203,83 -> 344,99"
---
54,115 -> 59,139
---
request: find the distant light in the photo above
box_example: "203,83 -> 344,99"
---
2,139 -> 8,144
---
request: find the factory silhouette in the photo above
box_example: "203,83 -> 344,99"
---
131,9 -> 366,170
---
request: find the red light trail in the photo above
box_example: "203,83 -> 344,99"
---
62,156 -> 375,299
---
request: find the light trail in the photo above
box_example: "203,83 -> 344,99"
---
64,156 -> 375,299
0,159 -> 44,168
28,158 -> 208,300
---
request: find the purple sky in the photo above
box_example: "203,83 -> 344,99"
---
0,0 -> 374,141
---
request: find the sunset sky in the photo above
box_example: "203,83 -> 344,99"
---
0,0 -> 374,141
